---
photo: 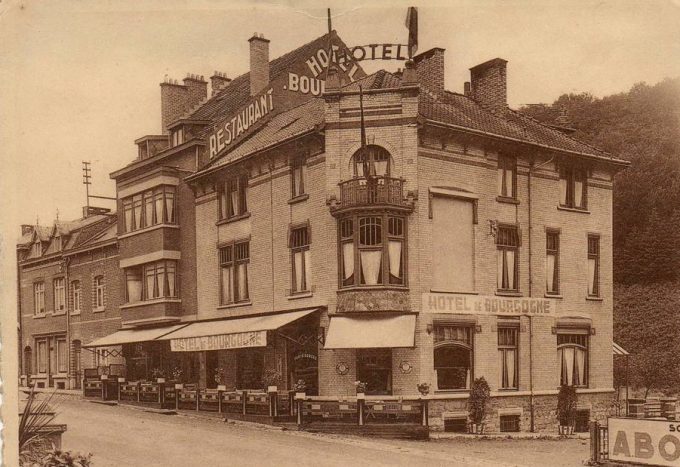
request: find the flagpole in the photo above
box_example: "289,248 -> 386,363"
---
323,8 -> 333,83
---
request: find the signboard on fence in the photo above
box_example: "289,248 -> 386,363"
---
422,293 -> 556,317
608,417 -> 680,466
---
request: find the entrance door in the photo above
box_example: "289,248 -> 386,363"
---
356,349 -> 392,395
205,351 -> 218,389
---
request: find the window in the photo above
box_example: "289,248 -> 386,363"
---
339,214 -> 405,288
546,231 -> 560,295
31,241 -> 42,258
122,186 -> 176,232
500,415 -> 521,432
219,175 -> 248,220
125,260 -> 177,303
496,225 -> 519,292
71,281 -> 81,313
219,241 -> 249,304
171,128 -> 184,147
587,235 -> 600,297
291,157 -> 306,198
497,155 -> 516,199
433,325 -> 473,390
57,338 -> 68,373
290,226 -> 311,293
498,327 -> 518,390
34,282 -> 45,315
353,145 -> 390,178
53,278 -> 66,313
431,196 -> 474,292
558,332 -> 588,387
559,166 -> 587,209
37,339 -> 47,373
94,276 -> 105,309
356,349 -> 392,395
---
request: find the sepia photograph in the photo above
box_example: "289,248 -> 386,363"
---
1,1 -> 680,465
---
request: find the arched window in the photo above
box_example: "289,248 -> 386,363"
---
352,145 -> 391,178
558,332 -> 588,387
433,325 -> 473,390
23,346 -> 32,376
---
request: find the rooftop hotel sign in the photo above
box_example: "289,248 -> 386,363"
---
170,330 -> 266,352
422,293 -> 555,316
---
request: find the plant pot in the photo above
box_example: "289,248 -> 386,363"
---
267,385 -> 277,393
117,378 -> 126,383
217,385 -> 227,391
100,375 -> 108,381
295,392 -> 306,400
356,392 -> 365,400
558,425 -> 574,435
468,422 -> 485,434
156,378 -> 166,384
175,383 -> 184,390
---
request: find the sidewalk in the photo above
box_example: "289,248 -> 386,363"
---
19,386 -> 83,398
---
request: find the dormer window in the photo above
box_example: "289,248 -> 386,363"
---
31,241 -> 42,258
171,128 -> 184,147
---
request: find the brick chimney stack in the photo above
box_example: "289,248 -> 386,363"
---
160,74 -> 207,134
249,33 -> 270,96
469,58 -> 508,114
413,48 -> 445,93
210,71 -> 231,96
183,74 -> 208,107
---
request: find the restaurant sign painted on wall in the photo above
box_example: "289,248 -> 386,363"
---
422,293 -> 556,316
170,330 -> 267,352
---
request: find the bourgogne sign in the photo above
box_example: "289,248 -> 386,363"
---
170,330 -> 266,352
422,293 -> 556,316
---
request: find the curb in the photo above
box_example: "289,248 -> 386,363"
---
430,432 -> 590,440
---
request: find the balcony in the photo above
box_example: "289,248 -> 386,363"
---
332,176 -> 414,214
120,298 -> 182,326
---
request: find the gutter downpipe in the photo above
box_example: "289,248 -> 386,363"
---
64,256 -> 71,389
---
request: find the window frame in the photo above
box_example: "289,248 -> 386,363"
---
352,145 -> 391,178
290,156 -> 306,199
559,166 -> 588,210
94,275 -> 105,309
56,338 -> 68,373
546,230 -> 560,295
53,277 -> 66,313
496,224 -> 520,293
337,213 -> 407,289
36,339 -> 47,374
498,326 -> 519,390
122,185 -> 177,233
218,240 -> 250,305
557,331 -> 589,387
34,281 -> 46,315
71,280 -> 81,314
218,174 -> 249,221
433,324 -> 474,391
587,234 -> 600,297
497,155 -> 517,199
289,225 -> 311,294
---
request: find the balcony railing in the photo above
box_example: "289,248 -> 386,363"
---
337,176 -> 408,210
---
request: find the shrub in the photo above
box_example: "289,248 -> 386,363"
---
557,385 -> 578,426
22,447 -> 92,467
468,377 -> 491,425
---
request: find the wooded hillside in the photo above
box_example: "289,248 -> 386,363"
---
520,78 -> 680,395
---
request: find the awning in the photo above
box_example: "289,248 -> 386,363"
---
324,314 -> 416,349
83,324 -> 188,348
165,308 -> 318,352
613,341 -> 630,356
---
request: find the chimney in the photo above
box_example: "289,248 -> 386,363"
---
21,225 -> 33,236
183,74 -> 208,108
412,48 -> 445,93
401,60 -> 418,86
210,71 -> 232,96
160,79 -> 188,135
469,58 -> 508,114
249,33 -> 270,96
464,81 -> 471,96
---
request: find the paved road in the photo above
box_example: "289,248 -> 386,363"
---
50,397 -> 588,467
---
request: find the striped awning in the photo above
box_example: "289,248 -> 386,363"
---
613,341 -> 630,356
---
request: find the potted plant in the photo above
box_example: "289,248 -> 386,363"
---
150,368 -> 166,384
557,385 -> 577,435
171,366 -> 184,390
354,380 -> 368,399
468,377 -> 491,434
262,369 -> 281,392
417,382 -> 430,396
294,379 -> 307,400
214,367 -> 226,391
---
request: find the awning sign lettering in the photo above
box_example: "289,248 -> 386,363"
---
422,293 -> 555,316
170,330 -> 267,352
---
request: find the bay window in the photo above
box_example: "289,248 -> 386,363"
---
433,325 -> 473,390
53,277 -> 66,313
559,166 -> 587,209
498,327 -> 518,390
587,235 -> 600,297
219,175 -> 248,220
122,185 -> 176,232
339,214 -> 406,288
290,226 -> 311,293
219,241 -> 250,304
497,225 -> 519,292
558,332 -> 588,387
125,260 -> 178,303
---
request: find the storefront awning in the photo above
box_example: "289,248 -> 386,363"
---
324,314 -> 416,349
83,324 -> 188,348
164,308 -> 318,352
613,341 -> 630,356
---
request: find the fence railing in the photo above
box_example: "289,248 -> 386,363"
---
338,176 -> 406,209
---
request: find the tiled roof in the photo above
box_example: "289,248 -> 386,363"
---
341,70 -> 402,92
201,99 -> 325,172
69,215 -> 117,250
187,32 -> 337,123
